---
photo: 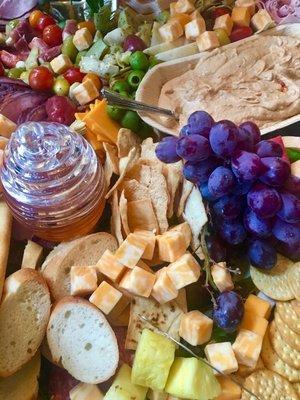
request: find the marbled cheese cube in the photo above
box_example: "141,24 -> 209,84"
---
115,232 -> 149,268
157,231 -> 188,263
175,0 -> 195,14
244,294 -> 272,319
196,31 -> 220,52
169,222 -> 192,248
240,312 -> 268,337
73,27 -> 93,51
213,14 -> 233,35
185,16 -> 206,41
179,310 -> 213,345
232,329 -> 263,368
231,6 -> 251,26
159,20 -> 183,42
235,0 -> 256,15
204,342 -> 238,374
70,266 -> 98,297
70,383 -> 104,400
251,9 -> 275,31
72,80 -> 99,106
119,266 -> 156,297
167,253 -> 201,289
90,281 -> 124,315
96,249 -> 125,283
134,229 -> 156,260
211,264 -> 234,292
215,376 -> 241,400
50,54 -> 72,74
151,267 -> 178,304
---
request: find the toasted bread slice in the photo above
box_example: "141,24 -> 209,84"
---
0,353 -> 41,400
0,269 -> 51,377
41,233 -> 118,301
47,297 -> 119,384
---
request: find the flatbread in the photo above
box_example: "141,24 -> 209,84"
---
288,262 -> 300,301
276,301 -> 300,334
119,190 -> 130,236
117,128 -> 141,158
274,311 -> 300,351
127,199 -> 159,233
110,190 -> 123,246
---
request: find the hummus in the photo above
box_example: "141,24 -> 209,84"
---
158,34 -> 300,129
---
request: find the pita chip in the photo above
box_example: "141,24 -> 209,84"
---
110,190 -> 124,246
122,179 -> 150,202
117,128 -> 141,158
119,190 -> 131,236
127,198 -> 159,233
176,179 -> 193,217
148,167 -> 169,233
163,161 -> 183,218
0,202 -> 12,299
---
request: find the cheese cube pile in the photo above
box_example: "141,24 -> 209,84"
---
70,383 -> 104,400
90,281 -> 126,315
215,376 -> 241,400
50,54 -> 72,74
152,267 -> 178,304
213,14 -> 233,35
119,266 -> 156,297
167,253 -> 201,289
204,342 -> 238,374
115,232 -> 149,268
96,249 -> 125,283
70,266 -> 98,297
232,329 -> 263,368
196,31 -> 220,52
73,27 -> 93,51
211,264 -> 234,292
179,310 -> 213,345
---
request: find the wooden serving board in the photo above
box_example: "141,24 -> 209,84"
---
136,23 -> 300,136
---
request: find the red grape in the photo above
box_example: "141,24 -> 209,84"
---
187,110 -> 215,138
183,158 -> 219,184
244,207 -> 273,237
155,136 -> 181,163
247,239 -> 277,269
272,218 -> 300,247
36,14 -> 56,31
277,192 -> 300,224
43,24 -> 63,47
206,234 -> 227,262
123,35 -> 146,52
208,166 -> 236,198
46,95 -> 76,125
230,26 -> 253,42
176,134 -> 211,162
209,120 -> 238,158
218,219 -> 247,245
213,291 -> 244,332
260,157 -> 291,187
213,195 -> 242,221
64,67 -> 85,85
247,182 -> 282,218
255,140 -> 283,158
231,150 -> 265,182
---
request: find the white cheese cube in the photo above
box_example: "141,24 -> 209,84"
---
169,222 -> 192,248
151,267 -> 178,304
115,232 -> 149,268
167,253 -> 201,289
70,383 -> 104,400
72,80 -> 99,106
196,31 -> 220,52
96,249 -> 125,283
89,281 -> 128,316
50,54 -> 72,74
70,266 -> 98,297
119,266 -> 156,297
179,310 -> 213,345
251,9 -> 275,31
213,14 -> 233,35
175,0 -> 195,14
232,329 -> 263,368
204,342 -> 238,374
211,263 -> 234,292
159,20 -> 183,42
184,17 -> 206,40
73,27 -> 93,51
0,114 -> 17,138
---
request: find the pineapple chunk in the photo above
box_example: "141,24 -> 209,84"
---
104,364 -> 147,400
132,329 -> 176,391
148,390 -> 168,400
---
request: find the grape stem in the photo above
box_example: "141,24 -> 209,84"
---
200,225 -> 218,291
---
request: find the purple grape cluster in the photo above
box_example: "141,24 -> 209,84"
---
155,111 -> 300,270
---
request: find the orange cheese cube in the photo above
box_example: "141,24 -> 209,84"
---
213,14 -> 233,35
204,342 -> 238,374
134,230 -> 156,260
167,253 -> 201,289
251,9 -> 275,31
179,310 -> 213,345
169,223 -> 192,249
211,264 -> 234,292
115,232 -> 149,268
215,376 -> 241,400
240,312 -> 268,337
73,80 -> 99,106
73,27 -> 93,51
70,266 -> 98,297
244,294 -> 272,319
231,6 -> 251,26
119,266 -> 156,297
96,249 -> 125,283
151,267 -> 178,304
175,0 -> 195,14
170,13 -> 192,28
159,20 -> 183,42
90,281 -> 124,315
196,31 -> 220,52
232,329 -> 263,368
184,17 -> 206,40
157,231 -> 188,263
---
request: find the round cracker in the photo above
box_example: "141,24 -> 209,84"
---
269,321 -> 300,369
241,369 -> 298,400
275,311 -> 300,351
291,299 -> 300,318
276,301 -> 300,334
250,254 -> 295,301
294,382 -> 300,397
288,262 -> 300,301
261,327 -> 300,383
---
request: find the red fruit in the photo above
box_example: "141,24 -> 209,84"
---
36,14 -> 56,32
64,67 -> 85,85
48,365 -> 78,400
43,24 -> 63,47
230,26 -> 253,42
29,66 -> 54,91
46,95 -> 76,125
211,6 -> 231,19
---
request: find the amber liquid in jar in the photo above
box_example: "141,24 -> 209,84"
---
0,122 -> 105,242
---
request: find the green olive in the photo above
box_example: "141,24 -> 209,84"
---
7,67 -> 25,79
52,76 -> 70,96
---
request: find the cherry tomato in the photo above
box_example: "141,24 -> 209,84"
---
83,73 -> 102,90
77,20 -> 96,36
29,66 -> 54,91
43,24 -> 63,47
211,6 -> 231,19
63,67 -> 85,85
36,14 -> 56,32
230,26 -> 253,42
29,10 -> 44,28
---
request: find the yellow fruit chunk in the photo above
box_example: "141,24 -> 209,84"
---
179,310 -> 213,345
244,294 -> 272,319
240,311 -> 268,337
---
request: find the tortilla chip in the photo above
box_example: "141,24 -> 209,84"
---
183,186 -> 208,250
122,179 -> 150,202
127,198 -> 159,233
117,128 -> 141,158
110,190 -> 123,246
125,164 -> 151,187
105,147 -> 139,199
163,161 -> 183,218
119,190 -> 131,236
125,296 -> 184,350
176,179 -> 194,217
148,167 -> 169,234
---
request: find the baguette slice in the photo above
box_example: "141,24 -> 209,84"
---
47,297 -> 119,384
42,233 -> 118,301
0,352 -> 41,400
0,269 -> 51,377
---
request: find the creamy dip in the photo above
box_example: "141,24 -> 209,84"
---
158,34 -> 300,129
